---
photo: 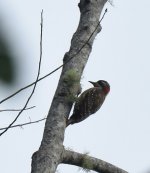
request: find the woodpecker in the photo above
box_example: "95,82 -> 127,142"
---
66,80 -> 110,126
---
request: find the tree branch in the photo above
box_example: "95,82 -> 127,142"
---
62,149 -> 128,173
31,1 -> 108,173
0,117 -> 46,130
0,9 -> 107,132
0,10 -> 43,136
0,8 -> 107,105
0,106 -> 35,112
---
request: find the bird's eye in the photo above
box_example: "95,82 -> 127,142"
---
98,80 -> 109,88
102,81 -> 108,85
97,80 -> 104,86
101,81 -> 106,85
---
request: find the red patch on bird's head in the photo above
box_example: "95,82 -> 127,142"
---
98,80 -> 110,95
103,84 -> 110,95
89,80 -> 110,95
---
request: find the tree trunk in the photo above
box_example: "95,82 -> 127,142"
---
31,1 -> 127,173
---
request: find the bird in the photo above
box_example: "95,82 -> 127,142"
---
66,80 -> 110,126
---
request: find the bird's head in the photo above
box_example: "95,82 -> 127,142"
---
89,80 -> 110,95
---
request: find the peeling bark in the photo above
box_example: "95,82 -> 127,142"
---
30,1 -> 127,173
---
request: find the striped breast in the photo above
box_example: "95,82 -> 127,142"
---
68,87 -> 105,125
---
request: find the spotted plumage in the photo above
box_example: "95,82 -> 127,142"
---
66,80 -> 110,126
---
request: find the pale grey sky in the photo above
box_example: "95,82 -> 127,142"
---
0,1 -> 150,173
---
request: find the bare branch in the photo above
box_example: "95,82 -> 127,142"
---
0,9 -> 107,105
62,149 -> 128,173
0,117 -> 46,130
0,106 -> 35,112
0,10 -> 44,136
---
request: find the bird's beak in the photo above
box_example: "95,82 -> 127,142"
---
88,81 -> 95,85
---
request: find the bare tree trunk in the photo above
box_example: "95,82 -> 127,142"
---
31,1 -> 128,173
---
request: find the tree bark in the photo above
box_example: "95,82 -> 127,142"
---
31,1 -> 126,173
62,150 -> 128,173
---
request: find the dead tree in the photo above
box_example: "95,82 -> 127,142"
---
31,1 -> 128,173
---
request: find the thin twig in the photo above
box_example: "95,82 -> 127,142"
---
0,9 -> 107,105
0,10 -> 44,136
0,106 -> 35,112
0,117 -> 46,130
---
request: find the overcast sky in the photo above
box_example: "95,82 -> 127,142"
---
0,1 -> 150,173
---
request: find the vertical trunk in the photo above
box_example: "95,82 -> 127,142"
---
31,1 -> 107,173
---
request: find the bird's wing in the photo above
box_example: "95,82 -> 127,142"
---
73,88 -> 105,120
